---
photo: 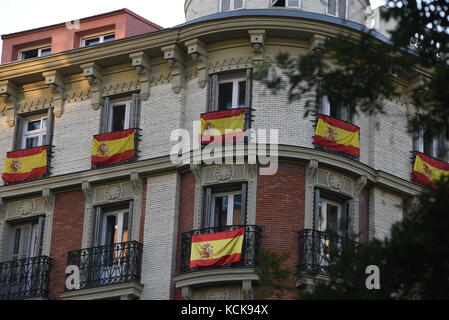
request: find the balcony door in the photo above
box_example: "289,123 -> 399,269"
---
210,192 -> 242,228
99,210 -> 129,285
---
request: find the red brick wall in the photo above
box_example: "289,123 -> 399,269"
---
174,171 -> 196,300
48,190 -> 85,300
255,161 -> 306,300
359,187 -> 370,244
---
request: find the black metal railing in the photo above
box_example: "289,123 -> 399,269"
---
298,229 -> 357,275
180,225 -> 262,273
0,256 -> 52,300
66,241 -> 143,291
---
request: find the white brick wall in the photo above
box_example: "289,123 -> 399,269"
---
140,173 -> 180,300
369,187 -> 404,240
185,0 -> 368,25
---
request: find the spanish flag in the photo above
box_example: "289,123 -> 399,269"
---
412,152 -> 449,187
189,228 -> 245,269
200,108 -> 246,145
313,115 -> 360,157
2,146 -> 48,183
92,129 -> 136,166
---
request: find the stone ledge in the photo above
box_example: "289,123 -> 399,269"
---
173,267 -> 260,288
60,282 -> 143,300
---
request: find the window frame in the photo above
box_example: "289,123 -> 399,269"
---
271,0 -> 301,8
322,95 -> 350,122
80,32 -> 116,47
18,46 -> 52,61
210,190 -> 243,227
218,74 -> 247,110
417,127 -> 440,159
100,209 -> 129,246
220,0 -> 245,12
108,99 -> 132,132
21,114 -> 48,149
326,0 -> 348,19
318,198 -> 343,234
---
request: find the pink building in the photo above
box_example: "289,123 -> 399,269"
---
1,8 -> 162,64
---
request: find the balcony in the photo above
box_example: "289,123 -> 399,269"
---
63,241 -> 143,300
0,256 -> 52,300
298,229 -> 357,275
175,225 -> 262,300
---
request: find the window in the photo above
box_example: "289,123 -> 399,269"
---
203,185 -> 247,229
218,73 -> 247,110
271,0 -> 301,8
322,95 -> 350,122
9,218 -> 45,260
326,0 -> 347,19
415,127 -> 447,160
101,210 -> 129,246
81,33 -> 115,47
221,0 -> 244,11
100,94 -> 141,134
19,47 -> 51,61
109,100 -> 131,132
22,115 -> 48,149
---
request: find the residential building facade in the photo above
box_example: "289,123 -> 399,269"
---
0,1 -> 440,300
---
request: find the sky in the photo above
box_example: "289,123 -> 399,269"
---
0,0 -> 386,55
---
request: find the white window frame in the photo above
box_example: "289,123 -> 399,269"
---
318,198 -> 343,233
101,209 -> 129,246
322,95 -> 349,122
108,99 -> 132,132
18,46 -> 52,61
326,0 -> 348,19
218,75 -> 247,109
211,191 -> 242,227
271,0 -> 301,8
22,115 -> 48,149
80,32 -> 115,47
220,0 -> 246,12
417,128 -> 439,158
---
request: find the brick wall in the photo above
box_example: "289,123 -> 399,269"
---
48,190 -> 85,300
255,161 -> 306,299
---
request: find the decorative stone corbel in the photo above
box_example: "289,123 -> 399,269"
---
42,188 -> 55,210
242,280 -> 254,300
248,30 -> 266,61
43,70 -> 65,118
304,159 -> 319,229
185,39 -> 209,89
80,62 -> 103,110
0,80 -> 18,127
130,52 -> 151,101
308,34 -> 327,52
162,45 -> 185,94
82,180 -> 92,202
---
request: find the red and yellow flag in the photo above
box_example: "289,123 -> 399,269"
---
92,129 -> 136,165
189,228 -> 245,269
200,108 -> 246,145
313,115 -> 360,157
412,152 -> 449,187
2,146 -> 48,183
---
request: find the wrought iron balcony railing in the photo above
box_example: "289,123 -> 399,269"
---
180,225 -> 262,273
66,241 -> 143,291
0,256 -> 52,300
298,229 -> 358,275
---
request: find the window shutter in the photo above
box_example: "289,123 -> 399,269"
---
241,183 -> 248,225
99,97 -> 111,133
130,93 -> 142,129
313,188 -> 320,230
46,107 -> 55,146
93,207 -> 103,246
11,227 -> 22,260
36,216 -> 46,256
12,115 -> 24,151
128,201 -> 134,241
19,225 -> 31,259
207,74 -> 219,112
203,187 -> 212,228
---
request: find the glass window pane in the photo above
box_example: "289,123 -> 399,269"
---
21,49 -> 39,60
222,0 -> 231,11
218,82 -> 234,110
238,81 -> 246,108
111,105 -> 127,132
326,204 -> 339,234
233,194 -> 242,226
103,34 -> 115,43
338,0 -> 346,18
214,196 -> 229,227
423,130 -> 436,157
234,0 -> 244,9
328,0 -> 337,15
40,48 -> 52,57
25,137 -> 39,149
85,37 -> 100,46
122,212 -> 129,243
42,118 -> 48,128
27,120 -> 41,132
287,0 -> 299,7
105,215 -> 117,245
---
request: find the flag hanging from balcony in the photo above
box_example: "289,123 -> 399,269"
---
2,146 -> 48,183
313,115 -> 360,157
412,152 -> 449,187
91,129 -> 136,166
200,108 -> 246,145
189,228 -> 245,269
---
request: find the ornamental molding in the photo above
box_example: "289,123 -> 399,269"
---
18,96 -> 54,114
130,52 -> 152,101
102,79 -> 141,97
208,56 -> 253,74
80,62 -> 103,111
162,44 -> 185,94
185,39 -> 208,89
17,199 -> 34,216
0,80 -> 18,127
105,184 -> 122,201
5,197 -> 45,221
248,30 -> 266,61
207,287 -> 229,300
214,165 -> 234,181
43,70 -> 65,118
328,172 -> 345,191
93,181 -> 133,205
